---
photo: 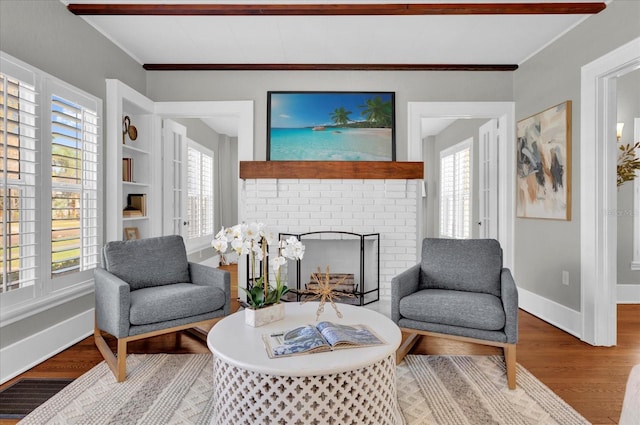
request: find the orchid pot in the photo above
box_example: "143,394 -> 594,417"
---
212,222 -> 305,326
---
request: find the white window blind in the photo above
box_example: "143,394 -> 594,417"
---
50,94 -> 100,278
186,143 -> 214,246
1,51 -> 101,318
440,139 -> 472,239
0,73 -> 38,293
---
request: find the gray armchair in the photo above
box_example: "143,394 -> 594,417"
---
94,235 -> 230,382
391,238 -> 518,389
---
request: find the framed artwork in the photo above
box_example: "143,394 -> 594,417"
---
124,227 -> 140,240
267,91 -> 396,161
516,101 -> 572,220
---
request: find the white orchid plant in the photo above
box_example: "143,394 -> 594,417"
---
212,222 -> 305,309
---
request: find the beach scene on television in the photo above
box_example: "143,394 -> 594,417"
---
268,92 -> 395,161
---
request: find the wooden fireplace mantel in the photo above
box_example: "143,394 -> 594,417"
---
239,161 -> 423,179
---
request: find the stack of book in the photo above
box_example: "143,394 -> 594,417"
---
122,193 -> 146,217
122,158 -> 133,182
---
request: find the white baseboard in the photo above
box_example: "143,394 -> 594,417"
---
518,287 -> 582,339
617,284 -> 640,304
0,308 -> 94,384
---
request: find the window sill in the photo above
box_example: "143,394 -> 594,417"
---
0,279 -> 94,327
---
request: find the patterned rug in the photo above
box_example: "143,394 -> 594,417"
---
18,354 -> 590,425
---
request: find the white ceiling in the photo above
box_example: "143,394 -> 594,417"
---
62,0 -> 606,137
65,0 -> 603,67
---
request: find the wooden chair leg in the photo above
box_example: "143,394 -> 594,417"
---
396,333 -> 421,364
116,338 -> 128,382
504,344 -> 517,390
94,327 -> 119,379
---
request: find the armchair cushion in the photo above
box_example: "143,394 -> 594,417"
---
399,289 -> 506,331
419,238 -> 502,297
129,283 -> 226,326
103,235 -> 190,290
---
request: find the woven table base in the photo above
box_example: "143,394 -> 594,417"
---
212,354 -> 402,425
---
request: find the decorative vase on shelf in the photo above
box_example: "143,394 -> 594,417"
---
244,302 -> 286,327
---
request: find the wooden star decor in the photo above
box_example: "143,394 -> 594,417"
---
298,266 -> 355,320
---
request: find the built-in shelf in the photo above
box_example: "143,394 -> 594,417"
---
122,216 -> 148,221
239,161 -> 423,179
123,144 -> 149,154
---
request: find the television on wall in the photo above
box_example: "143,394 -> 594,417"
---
267,91 -> 396,161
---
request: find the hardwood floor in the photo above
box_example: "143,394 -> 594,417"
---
1,265 -> 638,425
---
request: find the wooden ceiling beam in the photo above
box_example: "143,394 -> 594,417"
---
142,63 -> 518,71
67,2 -> 606,16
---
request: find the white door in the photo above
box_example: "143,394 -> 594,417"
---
162,119 -> 187,236
478,119 -> 499,239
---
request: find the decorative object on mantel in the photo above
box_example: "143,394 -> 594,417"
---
122,115 -> 137,143
297,266 -> 355,320
212,222 -> 305,327
617,141 -> 640,187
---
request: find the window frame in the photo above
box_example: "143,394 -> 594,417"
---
185,139 -> 214,252
0,52 -> 102,325
439,138 -> 472,239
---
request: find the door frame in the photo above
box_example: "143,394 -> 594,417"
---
407,102 -> 515,271
154,100 -> 254,225
580,37 -> 640,346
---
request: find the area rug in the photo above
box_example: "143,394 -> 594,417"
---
18,354 -> 590,425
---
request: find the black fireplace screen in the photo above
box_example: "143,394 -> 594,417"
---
279,231 -> 380,306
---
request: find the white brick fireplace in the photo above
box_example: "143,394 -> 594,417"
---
241,177 -> 422,301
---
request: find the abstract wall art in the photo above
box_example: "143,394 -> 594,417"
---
516,101 -> 572,220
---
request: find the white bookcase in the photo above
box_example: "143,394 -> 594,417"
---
105,79 -> 162,242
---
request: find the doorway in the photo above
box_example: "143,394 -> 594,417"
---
154,101 -> 254,226
580,36 -> 640,346
407,102 -> 516,271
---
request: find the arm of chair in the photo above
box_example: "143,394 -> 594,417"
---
94,267 -> 131,338
189,262 -> 231,316
391,263 -> 421,324
500,268 -> 519,344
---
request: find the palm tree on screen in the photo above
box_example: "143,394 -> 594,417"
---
330,107 -> 352,126
360,96 -> 392,127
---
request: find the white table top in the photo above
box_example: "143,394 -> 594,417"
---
207,302 -> 402,376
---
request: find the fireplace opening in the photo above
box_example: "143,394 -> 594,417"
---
280,231 -> 380,306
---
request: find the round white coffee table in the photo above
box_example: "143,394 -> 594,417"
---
207,302 -> 403,425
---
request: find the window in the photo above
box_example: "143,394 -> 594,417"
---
440,139 -> 472,239
0,73 -> 37,294
186,140 -> 214,249
1,52 -> 101,318
50,93 -> 100,280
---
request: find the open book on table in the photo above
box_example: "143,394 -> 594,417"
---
262,321 -> 385,358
